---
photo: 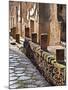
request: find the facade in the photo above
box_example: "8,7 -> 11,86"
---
9,1 -> 66,43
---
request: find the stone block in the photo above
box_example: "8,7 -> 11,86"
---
25,27 -> 30,38
56,49 -> 64,64
40,33 -> 48,51
31,32 -> 37,43
11,27 -> 16,39
16,34 -> 20,43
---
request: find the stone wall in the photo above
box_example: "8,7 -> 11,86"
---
23,38 -> 66,86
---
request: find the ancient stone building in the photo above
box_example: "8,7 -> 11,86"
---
9,1 -> 66,43
9,1 -> 66,86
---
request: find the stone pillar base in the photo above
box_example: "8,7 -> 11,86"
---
40,33 -> 48,51
16,34 -> 20,43
31,32 -> 37,43
25,27 -> 30,38
56,49 -> 64,64
11,27 -> 16,39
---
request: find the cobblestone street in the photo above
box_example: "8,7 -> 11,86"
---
9,43 -> 51,89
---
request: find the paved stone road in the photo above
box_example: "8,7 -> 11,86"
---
9,44 -> 51,89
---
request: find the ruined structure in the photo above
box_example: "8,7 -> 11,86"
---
9,1 -> 66,86
9,2 -> 66,43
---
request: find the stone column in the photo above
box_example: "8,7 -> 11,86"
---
40,33 -> 48,50
20,2 -> 22,37
49,4 -> 61,46
16,5 -> 18,34
39,3 -> 50,44
31,32 -> 37,43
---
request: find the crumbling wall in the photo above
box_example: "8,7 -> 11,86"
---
24,39 -> 66,86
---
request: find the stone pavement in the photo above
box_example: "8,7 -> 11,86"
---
9,43 -> 51,89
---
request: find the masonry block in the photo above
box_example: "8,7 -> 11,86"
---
40,33 -> 48,50
31,32 -> 37,43
16,34 -> 20,43
56,49 -> 64,64
11,27 -> 16,39
25,27 -> 30,37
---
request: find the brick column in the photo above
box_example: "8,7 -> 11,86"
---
11,27 -> 16,39
25,27 -> 30,38
40,33 -> 48,50
56,49 -> 64,64
16,34 -> 20,43
31,32 -> 37,43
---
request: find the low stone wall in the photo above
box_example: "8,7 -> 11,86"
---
23,38 -> 66,86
